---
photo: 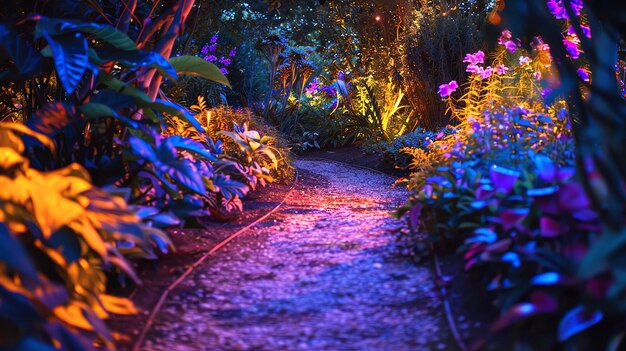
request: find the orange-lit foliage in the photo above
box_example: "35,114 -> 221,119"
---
0,123 -> 171,350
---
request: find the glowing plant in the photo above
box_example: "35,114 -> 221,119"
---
0,123 -> 171,350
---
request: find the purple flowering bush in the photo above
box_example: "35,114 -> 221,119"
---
396,5 -> 626,347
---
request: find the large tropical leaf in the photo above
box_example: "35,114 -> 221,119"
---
40,31 -> 88,95
93,49 -> 177,81
0,24 -> 42,82
78,103 -> 139,129
169,55 -> 231,88
165,135 -> 217,161
36,17 -> 137,51
211,173 -> 249,200
98,73 -> 203,131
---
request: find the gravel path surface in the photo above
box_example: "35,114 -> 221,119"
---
142,160 -> 449,351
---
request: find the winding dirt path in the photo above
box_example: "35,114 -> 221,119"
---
141,160 -> 450,351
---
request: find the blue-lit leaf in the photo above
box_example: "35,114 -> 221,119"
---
558,306 -> 603,341
212,173 -> 249,200
0,23 -> 42,80
165,135 -> 217,161
502,252 -> 521,267
128,136 -> 157,163
150,212 -> 181,227
466,228 -> 498,244
0,223 -> 39,281
531,272 -> 573,286
527,186 -> 559,196
41,31 -> 88,95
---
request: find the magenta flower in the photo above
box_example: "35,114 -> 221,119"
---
479,66 -> 494,79
534,71 -> 542,80
577,68 -> 590,82
438,80 -> 458,98
463,50 -> 485,66
466,63 -> 481,74
496,64 -> 509,75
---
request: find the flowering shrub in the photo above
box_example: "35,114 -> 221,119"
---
395,7 -> 626,346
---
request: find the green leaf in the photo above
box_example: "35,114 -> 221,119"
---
78,102 -> 139,129
96,49 -> 177,81
579,227 -> 626,278
169,55 -> 231,88
98,72 -> 202,131
36,17 -> 137,51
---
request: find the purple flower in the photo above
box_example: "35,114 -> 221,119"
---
519,56 -> 531,66
466,63 -> 481,74
229,48 -> 237,57
204,54 -> 217,62
563,38 -> 581,59
496,64 -> 509,75
577,68 -> 590,82
219,67 -> 228,75
463,50 -> 485,66
547,0 -> 568,19
201,44 -> 209,55
479,66 -> 494,79
209,43 -> 217,53
438,80 -> 458,98
210,34 -> 219,43
504,40 -> 518,53
219,57 -> 232,66
568,25 -> 591,38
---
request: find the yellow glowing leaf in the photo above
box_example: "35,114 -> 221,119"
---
99,294 -> 137,315
54,303 -> 94,331
0,122 -> 56,152
0,176 -> 30,205
0,130 -> 25,153
68,219 -> 108,257
0,147 -> 28,173
31,190 -> 85,239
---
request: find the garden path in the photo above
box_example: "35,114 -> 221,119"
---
141,160 -> 450,351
